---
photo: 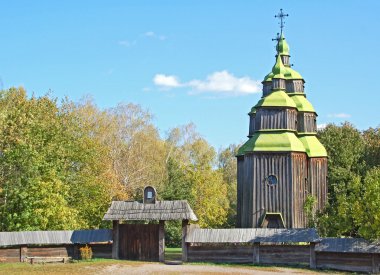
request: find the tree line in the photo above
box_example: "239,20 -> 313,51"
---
0,87 -> 379,242
0,87 -> 236,236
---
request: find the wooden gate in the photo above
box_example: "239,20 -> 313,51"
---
119,224 -> 159,261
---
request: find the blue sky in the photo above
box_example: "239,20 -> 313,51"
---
0,1 -> 379,149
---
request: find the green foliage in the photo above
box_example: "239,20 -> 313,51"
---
218,144 -> 239,228
317,123 -> 380,240
164,220 -> 182,247
353,167 -> 380,241
303,195 -> 317,228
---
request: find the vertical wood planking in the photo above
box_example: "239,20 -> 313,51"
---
112,220 -> 119,259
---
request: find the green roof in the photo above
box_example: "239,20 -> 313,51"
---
237,131 -> 306,156
255,90 -> 296,109
298,135 -> 327,157
272,53 -> 287,79
248,106 -> 257,115
263,72 -> 274,82
284,67 -> 303,80
277,33 -> 290,56
290,94 -> 315,112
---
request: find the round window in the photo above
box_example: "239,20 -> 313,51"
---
266,175 -> 278,186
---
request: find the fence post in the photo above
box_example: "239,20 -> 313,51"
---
112,220 -> 120,259
159,220 -> 165,262
20,246 -> 27,262
372,254 -> 379,274
309,242 -> 316,269
182,219 -> 189,262
253,242 -> 260,264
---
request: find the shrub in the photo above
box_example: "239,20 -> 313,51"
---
79,245 -> 93,260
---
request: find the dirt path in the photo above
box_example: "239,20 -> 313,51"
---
98,263 -> 340,275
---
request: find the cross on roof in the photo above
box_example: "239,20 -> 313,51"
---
274,9 -> 289,34
272,32 -> 281,42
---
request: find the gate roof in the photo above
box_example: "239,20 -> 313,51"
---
103,200 -> 198,221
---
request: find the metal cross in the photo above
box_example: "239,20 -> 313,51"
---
272,32 -> 281,42
274,9 -> 289,34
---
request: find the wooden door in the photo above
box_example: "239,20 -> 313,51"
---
119,224 -> 159,261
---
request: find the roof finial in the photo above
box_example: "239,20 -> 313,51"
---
274,9 -> 289,34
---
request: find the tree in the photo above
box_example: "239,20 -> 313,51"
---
353,167 -> 380,241
362,127 -> 380,169
0,88 -> 82,230
317,122 -> 364,237
218,144 -> 239,228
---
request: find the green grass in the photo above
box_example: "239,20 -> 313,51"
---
165,247 -> 182,261
0,259 -> 142,275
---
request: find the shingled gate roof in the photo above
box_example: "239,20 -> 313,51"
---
103,200 -> 198,221
186,228 -> 319,243
0,229 -> 112,247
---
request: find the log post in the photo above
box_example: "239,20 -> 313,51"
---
112,220 -> 120,259
182,219 -> 189,262
20,246 -> 27,262
309,242 -> 316,269
159,220 -> 165,262
372,254 -> 379,274
252,242 -> 260,264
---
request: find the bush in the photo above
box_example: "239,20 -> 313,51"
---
165,220 -> 182,247
79,245 -> 93,260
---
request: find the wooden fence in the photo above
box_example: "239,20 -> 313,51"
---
185,228 -> 380,274
0,229 -> 113,263
187,243 -> 314,267
0,243 -> 112,263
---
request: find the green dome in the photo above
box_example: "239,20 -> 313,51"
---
272,53 -> 287,79
284,67 -> 303,80
255,90 -> 296,109
290,94 -> 315,112
237,131 -> 306,156
298,135 -> 327,157
276,33 -> 290,56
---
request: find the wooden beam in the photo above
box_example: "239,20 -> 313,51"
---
182,219 -> 189,262
253,242 -> 260,264
372,254 -> 379,274
20,246 -> 27,262
309,242 -> 316,269
112,220 -> 120,259
159,220 -> 165,262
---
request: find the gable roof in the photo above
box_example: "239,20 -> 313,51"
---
103,200 -> 198,221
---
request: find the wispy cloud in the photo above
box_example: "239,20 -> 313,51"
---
327,113 -> 351,118
153,70 -> 261,96
317,123 -> 327,130
119,31 -> 167,47
143,31 -> 167,41
118,40 -> 137,47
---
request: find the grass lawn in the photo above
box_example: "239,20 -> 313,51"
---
0,258 -> 137,275
0,258 -> 347,275
164,247 -> 182,261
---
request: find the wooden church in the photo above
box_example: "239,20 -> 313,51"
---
236,10 -> 327,229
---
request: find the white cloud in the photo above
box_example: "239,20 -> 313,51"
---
317,123 -> 327,130
118,40 -> 136,47
153,70 -> 261,96
119,31 -> 166,48
327,113 -> 351,118
153,74 -> 181,87
144,31 -> 155,37
143,31 -> 167,41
